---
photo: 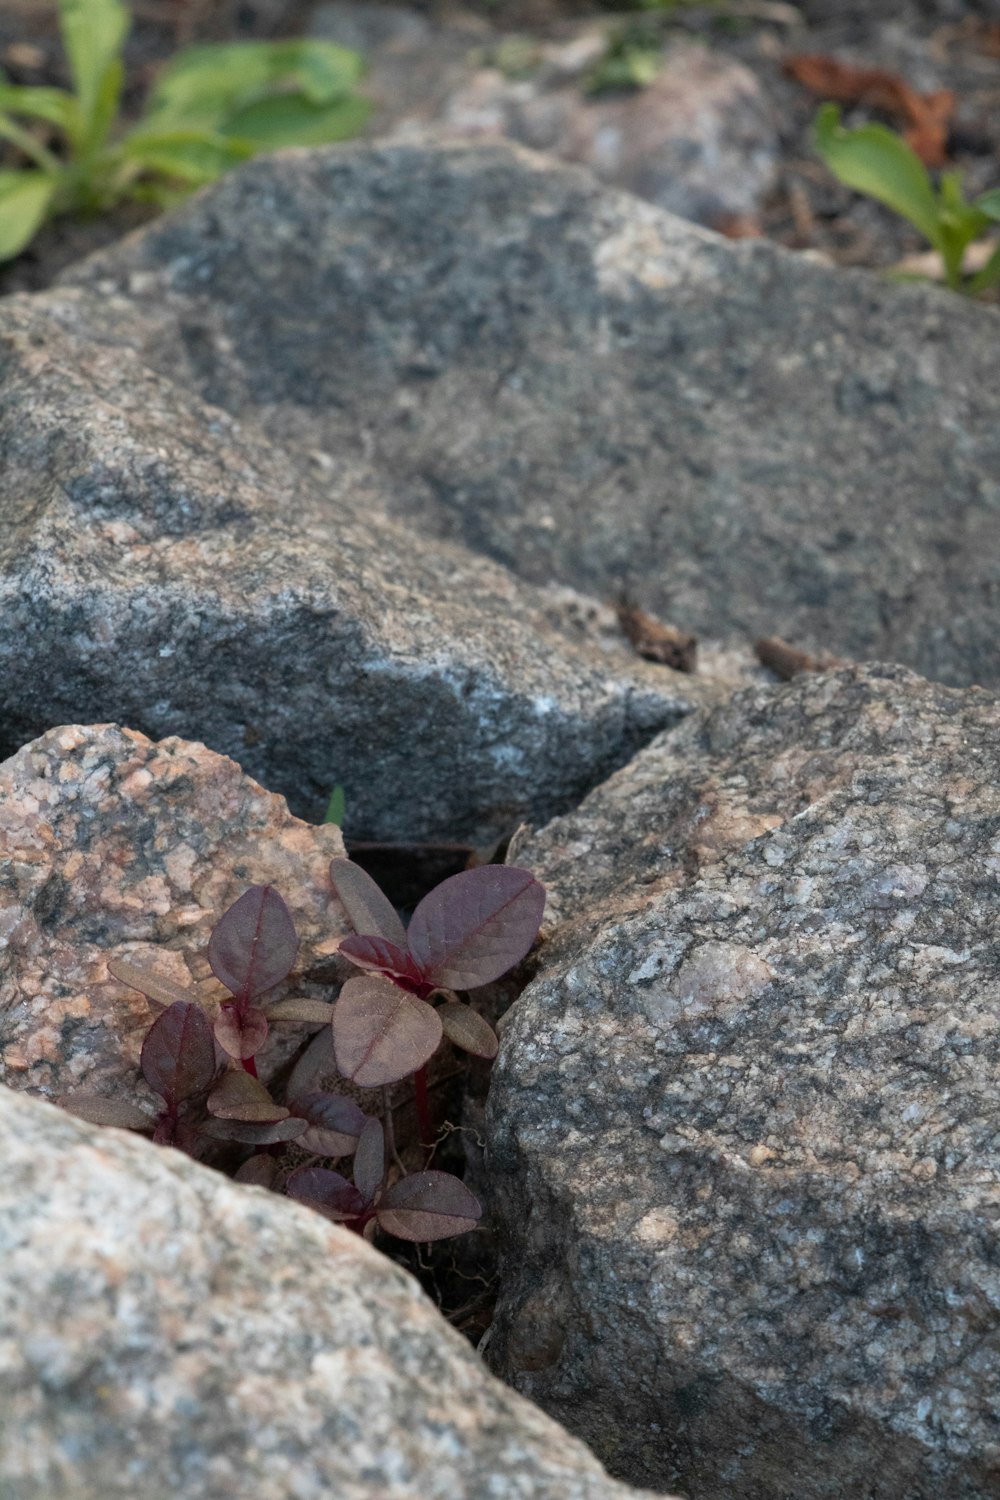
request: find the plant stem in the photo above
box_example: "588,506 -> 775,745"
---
0,114 -> 61,174
413,1064 -> 434,1156
243,1054 -> 259,1079
382,1085 -> 406,1175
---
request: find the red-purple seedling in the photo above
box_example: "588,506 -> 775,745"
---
285,1117 -> 482,1243
107,884 -> 300,1076
207,884 -> 299,1073
329,859 -> 545,1146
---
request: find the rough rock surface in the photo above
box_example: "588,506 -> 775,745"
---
487,663 -> 1000,1498
0,723 -> 348,1106
0,293 -> 704,843
58,141 -> 1000,689
0,1084 -> 668,1500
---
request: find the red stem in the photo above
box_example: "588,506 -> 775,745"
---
243,1054 -> 258,1078
413,1064 -> 434,1156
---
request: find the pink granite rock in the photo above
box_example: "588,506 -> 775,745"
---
0,723 -> 348,1106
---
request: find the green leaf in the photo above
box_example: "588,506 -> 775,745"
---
975,188 -> 1000,223
966,242 -> 1000,297
814,103 -> 942,250
0,170 -> 57,261
57,0 -> 128,147
144,39 -> 364,131
120,126 -> 254,185
323,784 -> 346,827
219,93 -> 371,150
0,82 -> 79,134
249,39 -> 365,105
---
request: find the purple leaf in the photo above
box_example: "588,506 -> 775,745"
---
437,1001 -> 500,1060
207,1068 -> 289,1122
106,957 -> 196,1009
286,1166 -> 366,1221
233,1154 -> 280,1188
286,1024 -> 335,1100
352,1116 -> 385,1203
140,1001 -> 217,1109
60,1094 -> 156,1131
329,858 -> 406,946
290,1091 -> 368,1157
262,997 -> 334,1023
332,976 -> 442,1088
338,934 -> 427,991
377,1171 -> 482,1242
208,884 -> 299,1003
202,1115 -> 308,1144
214,1003 -> 269,1062
406,866 -> 545,990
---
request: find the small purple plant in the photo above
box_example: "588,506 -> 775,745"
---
65,859 -> 544,1249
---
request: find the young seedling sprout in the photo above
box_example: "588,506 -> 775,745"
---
328,858 -> 545,1147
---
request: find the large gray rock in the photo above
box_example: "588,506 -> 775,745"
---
0,1083 -> 667,1500
60,140 -> 1000,689
486,663 -> 1000,1499
0,293 -> 703,844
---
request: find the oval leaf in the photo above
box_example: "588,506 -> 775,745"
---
233,1153 -> 280,1188
60,1094 -> 156,1131
208,884 -> 298,1002
201,1115 -> 308,1145
140,1000 -> 217,1108
437,1001 -> 500,1060
352,1116 -> 385,1204
329,858 -> 406,945
207,1067 -> 288,1122
333,976 -> 442,1088
0,169 -> 57,262
377,1171 -> 482,1242
290,1091 -> 367,1157
286,1024 -> 335,1100
338,933 -> 426,990
214,1003 -> 269,1061
106,956 -> 196,1009
285,1166 -> 365,1221
262,997 -> 334,1023
406,866 -> 545,990
814,104 -> 941,248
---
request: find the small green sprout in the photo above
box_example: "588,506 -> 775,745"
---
0,0 -> 369,263
814,103 -> 1000,295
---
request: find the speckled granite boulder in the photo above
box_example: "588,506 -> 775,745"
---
486,663 -> 1000,1499
0,294 -> 703,844
0,723 -> 348,1105
0,1084 -> 668,1500
59,140 -> 1000,688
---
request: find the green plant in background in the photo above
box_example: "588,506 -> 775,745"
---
0,0 -> 369,262
814,103 -> 1000,295
322,784 -> 346,827
585,23 -> 663,96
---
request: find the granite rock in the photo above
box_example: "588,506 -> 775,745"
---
0,294 -> 704,844
0,722 -> 348,1105
487,663 -> 1000,1498
59,140 -> 1000,689
0,1083 -> 668,1500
